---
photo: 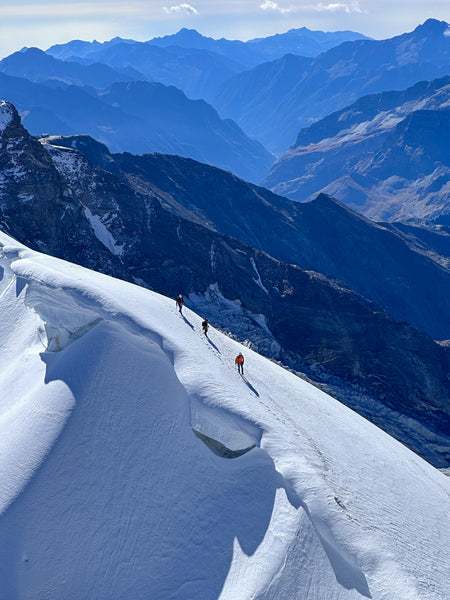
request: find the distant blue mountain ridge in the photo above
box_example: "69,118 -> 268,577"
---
4,19 -> 450,188
0,61 -> 273,183
46,26 -> 371,68
43,26 -> 370,102
0,46 -> 143,88
212,18 -> 450,154
264,75 -> 450,224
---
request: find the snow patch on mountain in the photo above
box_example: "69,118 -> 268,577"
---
84,207 -> 124,256
0,232 -> 449,599
0,101 -> 13,134
209,240 -> 217,270
250,256 -> 269,294
41,137 -> 97,192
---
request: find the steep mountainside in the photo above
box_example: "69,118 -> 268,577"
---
385,222 -> 450,269
0,101 -> 448,466
0,73 -> 272,183
73,148 -> 450,342
210,53 -> 314,145
95,80 -> 273,182
213,19 -> 450,154
265,76 -> 450,223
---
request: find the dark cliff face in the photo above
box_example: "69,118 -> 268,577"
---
368,109 -> 450,179
0,104 -> 448,465
0,106 -> 126,279
75,149 -> 450,342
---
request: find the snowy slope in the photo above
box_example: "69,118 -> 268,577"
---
0,231 -> 449,600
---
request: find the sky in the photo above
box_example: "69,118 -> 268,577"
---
0,0 -> 448,59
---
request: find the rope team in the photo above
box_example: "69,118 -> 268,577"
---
176,294 -> 245,375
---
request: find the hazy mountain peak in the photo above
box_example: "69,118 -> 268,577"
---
174,27 -> 205,39
20,46 -> 45,56
414,18 -> 449,34
147,27 -> 220,48
1,47 -> 54,66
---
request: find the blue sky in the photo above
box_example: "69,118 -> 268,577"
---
0,0 -> 448,58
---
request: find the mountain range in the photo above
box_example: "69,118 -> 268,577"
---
264,76 -> 450,223
0,59 -> 272,183
2,19 -> 449,191
212,19 -> 450,154
47,26 -> 370,70
99,150 -> 450,341
54,41 -> 244,101
41,27 -> 369,104
0,100 -> 448,467
0,46 -> 141,88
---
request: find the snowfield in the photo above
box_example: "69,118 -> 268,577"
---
0,231 -> 449,600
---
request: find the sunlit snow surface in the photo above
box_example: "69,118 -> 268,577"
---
0,231 -> 449,600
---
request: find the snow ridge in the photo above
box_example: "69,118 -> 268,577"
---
0,232 -> 449,600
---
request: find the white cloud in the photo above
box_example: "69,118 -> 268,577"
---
259,0 -> 365,16
314,1 -> 364,13
259,1 -> 293,15
162,3 -> 199,16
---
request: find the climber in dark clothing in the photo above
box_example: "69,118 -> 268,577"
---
176,295 -> 184,314
202,319 -> 209,337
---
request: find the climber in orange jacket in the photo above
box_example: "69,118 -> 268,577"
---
235,352 -> 244,375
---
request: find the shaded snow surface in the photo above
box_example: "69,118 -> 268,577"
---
0,231 -> 449,600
